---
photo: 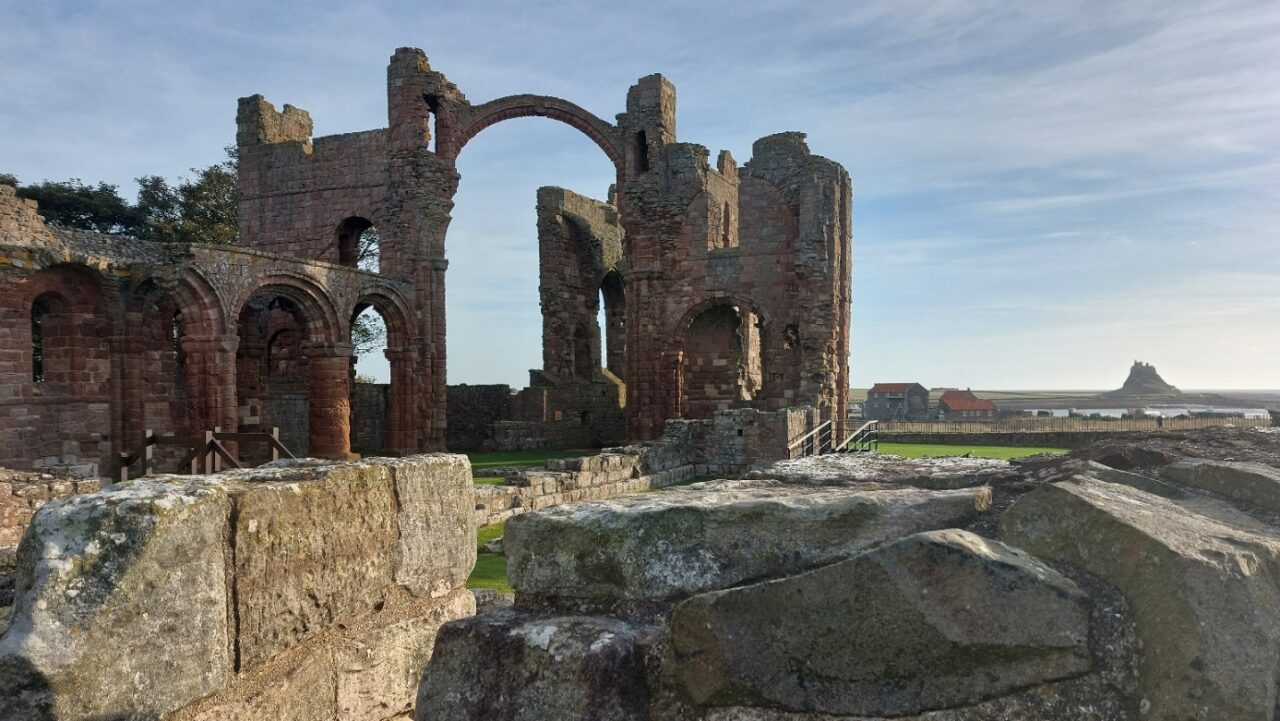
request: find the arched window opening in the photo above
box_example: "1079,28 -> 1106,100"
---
424,93 -> 442,154
31,296 -> 49,383
351,306 -> 388,383
720,201 -> 735,249
599,272 -> 626,379
633,130 -> 649,173
336,217 -> 379,272
350,304 -> 390,455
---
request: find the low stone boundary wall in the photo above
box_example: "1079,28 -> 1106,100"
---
476,461 -> 700,526
880,430 -> 1162,449
0,455 -> 476,721
474,406 -> 814,527
0,469 -> 100,559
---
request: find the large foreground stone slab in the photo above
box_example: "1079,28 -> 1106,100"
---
1002,474 -> 1280,721
0,455 -> 478,721
507,480 -> 991,604
416,610 -> 656,721
0,480 -> 231,721
1162,458 -> 1280,512
667,529 -> 1091,717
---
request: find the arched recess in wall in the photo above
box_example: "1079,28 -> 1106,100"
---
347,290 -> 412,456
18,263 -> 116,472
441,102 -> 621,391
118,279 -> 195,468
676,299 -> 765,420
335,216 -> 381,272
234,278 -> 347,461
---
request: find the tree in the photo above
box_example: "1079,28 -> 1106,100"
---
135,146 -> 239,245
0,173 -> 16,188
6,146 -> 238,243
13,179 -> 142,234
356,226 -> 380,272
351,307 -> 387,360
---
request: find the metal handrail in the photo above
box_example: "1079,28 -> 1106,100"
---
787,419 -> 833,452
835,420 -> 879,453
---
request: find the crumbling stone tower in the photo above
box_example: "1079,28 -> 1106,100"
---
236,47 -> 851,446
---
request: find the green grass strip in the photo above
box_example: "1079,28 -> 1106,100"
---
465,448 -> 594,471
467,553 -> 511,593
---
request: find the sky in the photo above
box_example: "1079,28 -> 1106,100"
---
2,0 -> 1277,390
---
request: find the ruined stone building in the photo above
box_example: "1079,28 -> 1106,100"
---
0,47 -> 851,474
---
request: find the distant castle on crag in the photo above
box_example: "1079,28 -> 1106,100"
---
1104,360 -> 1181,397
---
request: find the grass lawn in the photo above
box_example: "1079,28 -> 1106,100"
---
468,521 -> 512,592
476,521 -> 506,548
466,448 -> 598,486
467,554 -> 511,593
466,448 -> 593,471
876,443 -> 1067,460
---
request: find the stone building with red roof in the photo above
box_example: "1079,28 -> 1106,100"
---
936,389 -> 997,420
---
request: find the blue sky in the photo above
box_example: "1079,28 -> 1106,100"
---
3,0 -> 1277,390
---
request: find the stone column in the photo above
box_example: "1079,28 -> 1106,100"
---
384,346 -> 417,455
623,269 -> 665,439
420,258 -> 448,451
306,343 -> 358,460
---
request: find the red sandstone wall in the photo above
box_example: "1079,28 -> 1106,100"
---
0,469 -> 100,552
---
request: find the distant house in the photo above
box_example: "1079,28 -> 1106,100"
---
937,389 -> 997,420
864,383 -> 929,420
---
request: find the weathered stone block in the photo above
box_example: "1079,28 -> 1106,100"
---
387,454 -> 476,599
233,462 -> 398,670
667,529 -> 1091,716
1162,459 -> 1280,512
1002,474 -> 1280,721
416,610 -> 656,721
0,480 -> 231,720
336,589 -> 475,721
506,479 -> 991,604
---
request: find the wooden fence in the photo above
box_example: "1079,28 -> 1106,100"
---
877,415 -> 1273,434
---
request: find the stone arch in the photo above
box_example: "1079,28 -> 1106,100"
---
448,94 -> 625,173
352,283 -> 414,349
675,294 -> 768,420
349,288 -> 416,455
119,279 -> 193,458
238,274 -> 342,345
235,275 -> 350,460
172,268 -> 230,339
